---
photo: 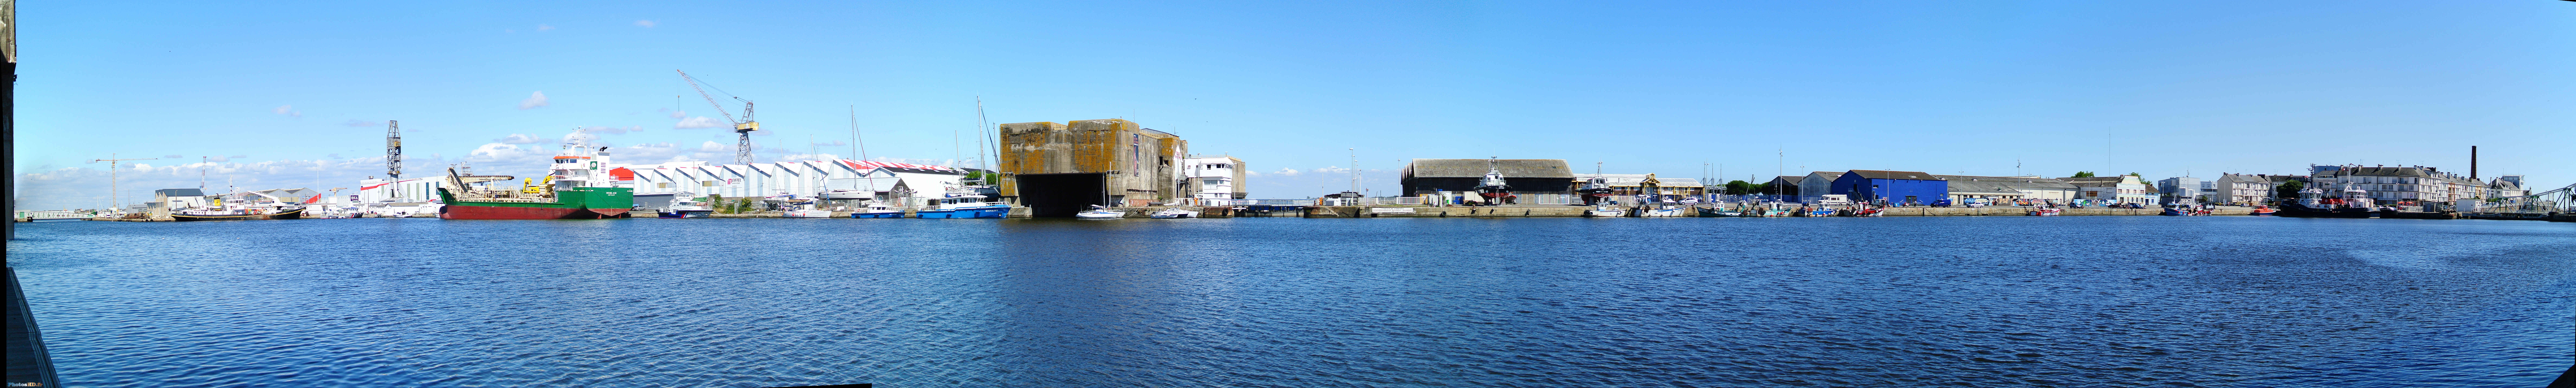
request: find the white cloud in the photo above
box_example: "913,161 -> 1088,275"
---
582,125 -> 639,135
272,105 -> 301,118
519,91 -> 550,109
1313,166 -> 1350,174
675,116 -> 723,129
1272,168 -> 1302,176
537,24 -> 554,31
695,141 -> 731,153
12,156 -> 415,210
342,119 -> 384,127
494,134 -> 552,144
634,20 -> 656,27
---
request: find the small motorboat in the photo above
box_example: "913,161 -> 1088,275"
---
1807,207 -> 1840,217
1696,207 -> 1742,217
2250,206 -> 2276,216
2029,208 -> 2062,216
1075,205 -> 1125,219
1583,205 -> 1629,217
848,200 -> 904,219
1638,206 -> 1689,217
1147,207 -> 1200,219
1851,207 -> 1884,217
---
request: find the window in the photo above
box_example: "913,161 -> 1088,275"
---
657,182 -> 673,188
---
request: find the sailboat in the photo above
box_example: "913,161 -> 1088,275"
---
1075,205 -> 1125,219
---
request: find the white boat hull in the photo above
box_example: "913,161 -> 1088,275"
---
1075,211 -> 1125,219
783,210 -> 834,218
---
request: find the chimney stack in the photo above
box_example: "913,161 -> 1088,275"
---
2470,146 -> 2478,179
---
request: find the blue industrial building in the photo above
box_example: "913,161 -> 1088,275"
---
1830,170 -> 1949,205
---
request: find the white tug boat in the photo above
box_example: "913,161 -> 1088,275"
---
1147,207 -> 1200,219
1075,205 -> 1126,219
658,195 -> 714,218
849,199 -> 905,219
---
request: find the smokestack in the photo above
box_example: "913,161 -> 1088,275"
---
2470,146 -> 2478,179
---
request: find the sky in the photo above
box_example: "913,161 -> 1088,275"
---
12,1 -> 2573,209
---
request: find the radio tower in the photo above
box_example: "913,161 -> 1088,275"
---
386,120 -> 403,201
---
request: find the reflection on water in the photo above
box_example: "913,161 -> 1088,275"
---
9,216 -> 2572,387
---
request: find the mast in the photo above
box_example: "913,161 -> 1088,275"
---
850,105 -> 865,161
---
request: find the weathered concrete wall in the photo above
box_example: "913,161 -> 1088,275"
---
997,119 -> 1186,207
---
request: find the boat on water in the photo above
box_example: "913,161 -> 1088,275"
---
2029,208 -> 2062,216
782,203 -> 833,218
172,206 -> 305,221
1696,207 -> 1743,217
2161,204 -> 2212,216
1147,207 -> 1200,219
1583,204 -> 1629,217
849,200 -> 905,218
1638,206 -> 1689,217
2250,206 -> 2276,216
2275,184 -> 2379,218
1075,205 -> 1125,219
437,131 -> 635,219
1807,207 -> 1841,217
657,195 -> 714,218
916,185 -> 1009,219
1851,207 -> 1884,217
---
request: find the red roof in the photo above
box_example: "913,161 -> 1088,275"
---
609,167 -> 635,181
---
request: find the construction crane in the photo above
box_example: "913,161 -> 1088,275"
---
92,154 -> 158,211
677,70 -> 759,165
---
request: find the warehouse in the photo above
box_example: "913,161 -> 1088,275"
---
1400,159 -> 1576,197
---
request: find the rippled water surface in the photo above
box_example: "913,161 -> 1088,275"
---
10,216 -> 2574,387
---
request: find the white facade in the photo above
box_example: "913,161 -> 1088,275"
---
359,177 -> 445,204
616,159 -> 969,208
1182,155 -> 1247,200
2210,173 -> 2282,205
2066,175 -> 2154,205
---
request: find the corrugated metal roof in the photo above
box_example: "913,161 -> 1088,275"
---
1934,175 -> 2023,194
155,188 -> 204,197
1846,170 -> 1937,180
1406,159 -> 1574,178
1571,174 -> 1703,187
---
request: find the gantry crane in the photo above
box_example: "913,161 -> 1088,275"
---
677,70 -> 759,165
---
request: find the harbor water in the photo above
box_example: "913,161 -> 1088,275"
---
8,217 -> 2573,387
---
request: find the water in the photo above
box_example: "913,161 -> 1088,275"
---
9,216 -> 2573,387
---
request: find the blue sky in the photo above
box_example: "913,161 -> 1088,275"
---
13,1 -> 2573,208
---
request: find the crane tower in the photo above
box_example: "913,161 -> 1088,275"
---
677,70 -> 759,165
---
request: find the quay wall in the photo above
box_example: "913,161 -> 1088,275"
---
1299,206 -> 2178,218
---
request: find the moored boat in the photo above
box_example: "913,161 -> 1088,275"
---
1638,206 -> 1689,217
915,185 -> 1009,218
1147,207 -> 1200,219
2029,208 -> 2062,216
1851,207 -> 1884,217
1583,205 -> 1628,217
172,206 -> 304,221
1696,207 -> 1743,217
1075,205 -> 1125,219
2250,206 -> 2276,216
849,200 -> 905,218
437,130 -> 635,220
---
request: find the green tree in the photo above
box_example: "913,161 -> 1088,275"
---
2072,171 -> 2096,178
1724,180 -> 1754,195
2126,172 -> 2142,177
2274,180 -> 2305,198
737,198 -> 759,213
1751,183 -> 1774,195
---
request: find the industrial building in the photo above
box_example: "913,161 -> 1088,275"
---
1830,170 -> 1948,206
1182,154 -> 1248,201
998,119 -> 1188,217
1570,173 -> 1706,200
1400,159 -> 1575,197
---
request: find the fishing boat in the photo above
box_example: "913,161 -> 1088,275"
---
2029,208 -> 2062,216
437,132 -> 635,219
1851,207 -> 1884,217
1806,207 -> 1840,217
1583,204 -> 1628,217
1471,157 -> 1515,206
2276,186 -> 2377,218
1696,207 -> 1743,217
915,185 -> 1010,219
1577,170 -> 1614,206
849,200 -> 905,218
1075,205 -> 1125,219
1147,207 -> 1200,219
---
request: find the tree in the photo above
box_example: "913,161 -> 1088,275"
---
1751,183 -> 1773,195
2072,171 -> 2096,178
2126,172 -> 2142,177
1724,180 -> 1754,195
707,194 -> 728,213
2274,180 -> 2304,198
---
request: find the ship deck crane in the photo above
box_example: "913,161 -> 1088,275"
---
677,70 -> 759,165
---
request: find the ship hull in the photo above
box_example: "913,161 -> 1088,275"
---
438,188 -> 635,220
171,207 -> 305,221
